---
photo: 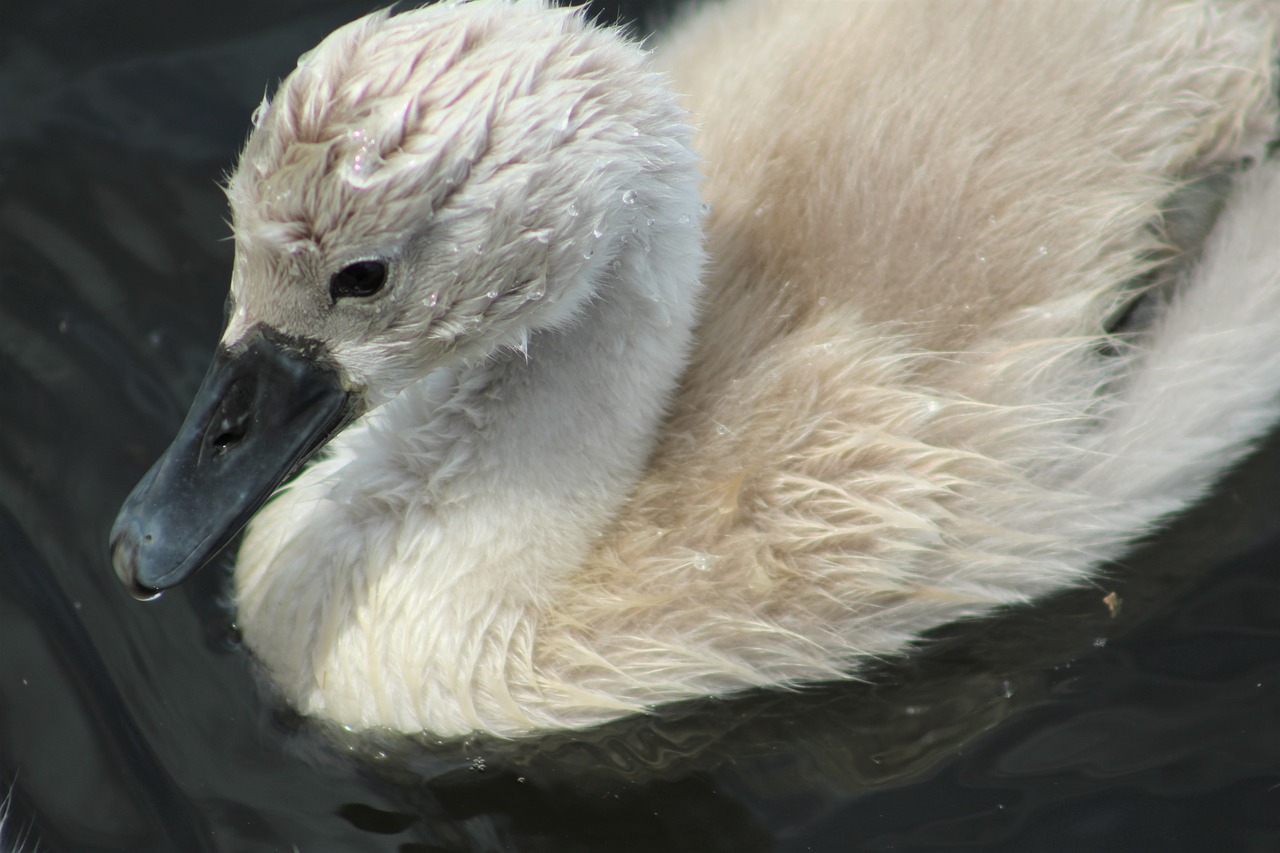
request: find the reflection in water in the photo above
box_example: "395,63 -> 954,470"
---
2,1 -> 1280,850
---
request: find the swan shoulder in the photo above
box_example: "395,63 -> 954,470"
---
535,0 -> 1280,721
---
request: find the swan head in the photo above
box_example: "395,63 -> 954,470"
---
227,0 -> 697,404
109,0 -> 702,596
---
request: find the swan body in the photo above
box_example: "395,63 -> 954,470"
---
111,0 -> 1280,736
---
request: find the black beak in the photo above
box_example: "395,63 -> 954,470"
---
110,328 -> 361,599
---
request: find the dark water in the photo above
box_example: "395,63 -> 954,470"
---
3,2 -> 1280,850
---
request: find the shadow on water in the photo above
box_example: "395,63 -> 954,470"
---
2,1 -> 1279,851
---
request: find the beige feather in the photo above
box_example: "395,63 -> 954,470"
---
213,0 -> 1280,736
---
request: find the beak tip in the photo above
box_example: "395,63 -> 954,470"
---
109,517 -> 164,602
127,579 -> 165,603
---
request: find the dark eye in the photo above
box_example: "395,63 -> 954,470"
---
329,260 -> 388,301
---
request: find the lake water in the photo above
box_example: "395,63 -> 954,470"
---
2,1 -> 1279,850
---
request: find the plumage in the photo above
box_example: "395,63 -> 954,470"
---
112,0 -> 1280,737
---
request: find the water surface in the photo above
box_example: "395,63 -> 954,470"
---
2,2 -> 1279,850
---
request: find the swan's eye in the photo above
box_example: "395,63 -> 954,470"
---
330,260 -> 388,301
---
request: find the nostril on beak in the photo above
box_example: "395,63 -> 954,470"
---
210,419 -> 248,453
208,374 -> 255,455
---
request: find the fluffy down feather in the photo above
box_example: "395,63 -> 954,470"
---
226,0 -> 1280,735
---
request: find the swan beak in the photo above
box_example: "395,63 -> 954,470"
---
109,328 -> 359,600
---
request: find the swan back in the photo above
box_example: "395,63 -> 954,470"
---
539,0 -> 1280,717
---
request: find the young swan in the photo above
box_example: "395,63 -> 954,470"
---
112,0 -> 1280,736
